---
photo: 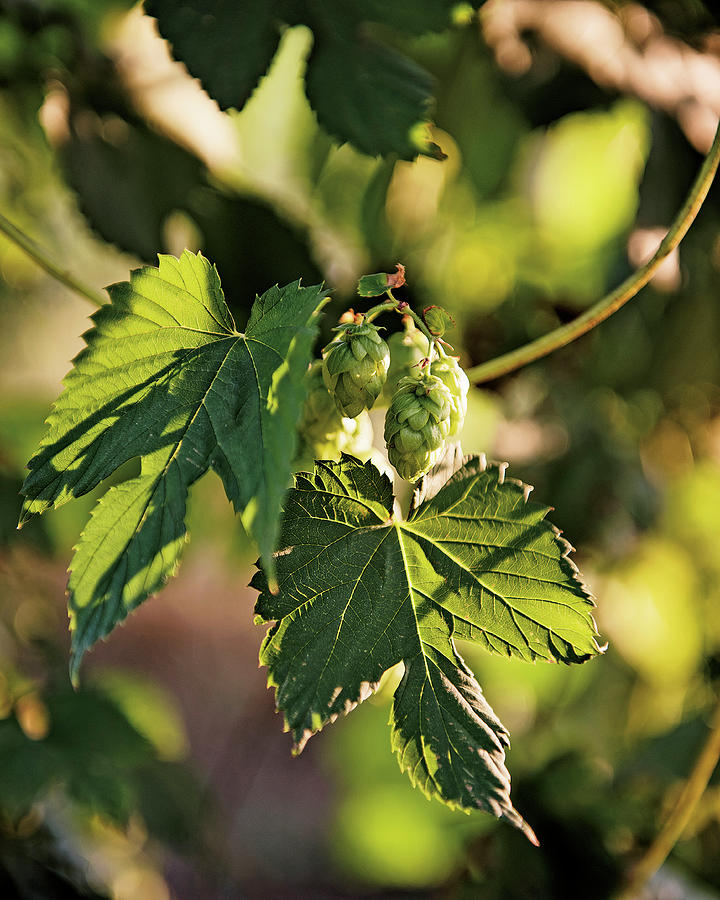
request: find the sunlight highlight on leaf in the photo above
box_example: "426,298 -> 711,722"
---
20,251 -> 326,679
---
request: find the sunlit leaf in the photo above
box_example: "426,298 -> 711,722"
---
21,251 -> 326,679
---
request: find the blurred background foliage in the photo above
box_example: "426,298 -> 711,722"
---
2,0 -> 720,897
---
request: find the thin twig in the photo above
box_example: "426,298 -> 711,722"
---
467,121 -> 720,384
614,694 -> 720,900
0,211 -> 105,307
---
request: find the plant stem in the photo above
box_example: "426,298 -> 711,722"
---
466,121 -> 720,384
364,300 -> 396,322
386,288 -> 437,357
365,291 -> 439,359
614,694 -> 720,900
0,212 -> 105,307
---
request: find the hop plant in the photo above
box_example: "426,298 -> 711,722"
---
322,321 -> 390,418
297,412 -> 373,465
382,318 -> 428,403
384,373 -> 453,481
297,362 -> 374,462
429,354 -> 469,438
299,362 -> 341,447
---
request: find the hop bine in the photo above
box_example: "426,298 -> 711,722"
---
384,372 -> 454,481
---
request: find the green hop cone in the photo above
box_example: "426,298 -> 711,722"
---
384,373 -> 453,481
299,362 -> 341,447
429,354 -> 469,439
336,410 -> 374,458
322,322 -> 390,418
297,362 -> 374,463
382,319 -> 428,403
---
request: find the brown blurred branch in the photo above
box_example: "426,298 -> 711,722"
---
482,0 -> 720,152
467,117 -> 720,383
614,694 -> 720,900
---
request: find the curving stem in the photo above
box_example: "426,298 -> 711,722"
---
614,693 -> 720,900
466,120 -> 720,384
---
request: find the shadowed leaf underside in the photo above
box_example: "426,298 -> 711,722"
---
252,454 -> 602,833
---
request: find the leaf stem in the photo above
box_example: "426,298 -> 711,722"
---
614,693 -> 720,900
466,121 -> 720,384
0,211 -> 105,307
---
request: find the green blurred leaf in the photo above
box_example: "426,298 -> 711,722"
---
144,0 -> 456,159
344,0 -> 476,35
305,32 -> 444,161
144,0 -> 281,110
92,671 -> 188,761
0,720 -> 58,818
0,684 -> 206,846
0,689 -> 152,822
20,251 -> 327,678
62,120 -> 204,263
134,760 -> 208,850
252,455 -> 601,829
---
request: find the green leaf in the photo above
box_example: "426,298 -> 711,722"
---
144,0 -> 282,111
423,304 -> 455,336
252,455 -> 602,830
357,272 -> 393,298
305,33 -> 445,161
20,251 -> 326,679
357,264 -> 405,297
62,116 -> 204,263
143,0 -> 452,160
0,688 -> 153,822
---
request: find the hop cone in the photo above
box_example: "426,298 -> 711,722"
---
382,319 -> 427,403
322,322 -> 390,418
429,355 -> 469,438
297,363 -> 373,463
384,373 -> 453,481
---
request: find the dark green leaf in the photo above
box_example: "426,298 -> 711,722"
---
135,761 -> 208,850
143,0 -> 453,160
144,0 -> 281,110
252,455 -> 602,829
403,458 -> 600,664
62,119 -> 204,263
0,689 -> 151,822
305,34 -> 444,161
20,252 -> 326,679
0,720 -> 59,819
